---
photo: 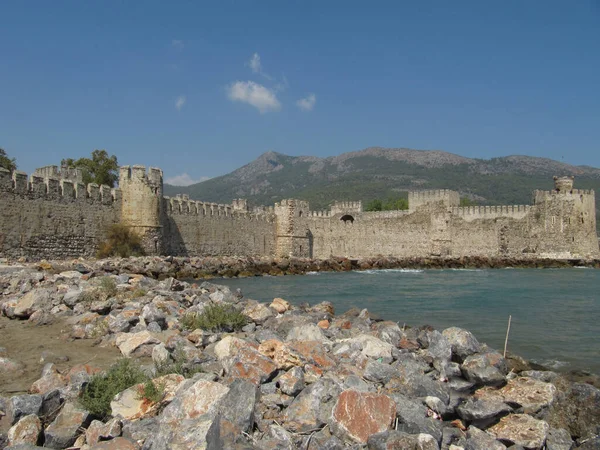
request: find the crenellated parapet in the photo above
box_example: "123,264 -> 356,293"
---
408,189 -> 460,212
450,205 -> 531,221
0,167 -> 120,203
330,200 -> 362,215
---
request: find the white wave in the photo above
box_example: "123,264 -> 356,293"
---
533,359 -> 570,370
448,268 -> 483,272
574,266 -> 591,269
306,271 -> 319,275
356,268 -> 424,275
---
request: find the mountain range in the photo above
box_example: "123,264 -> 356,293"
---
164,147 -> 600,220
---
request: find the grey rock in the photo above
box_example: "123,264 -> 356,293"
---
428,330 -> 452,363
457,398 -> 512,422
147,321 -> 162,333
392,394 -> 443,443
62,288 -> 84,307
519,370 -> 559,383
286,323 -> 327,342
442,427 -> 467,450
39,389 -> 63,425
7,395 -> 42,425
122,417 -> 158,443
107,314 -> 131,333
141,303 -> 166,324
442,327 -> 482,361
546,428 -> 573,450
44,402 -> 91,449
367,430 -> 440,450
218,379 -> 259,433
363,359 -> 398,384
465,426 -> 507,450
461,352 -> 508,387
343,374 -> 374,392
282,378 -> 341,433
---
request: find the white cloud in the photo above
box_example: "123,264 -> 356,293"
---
171,39 -> 184,50
249,53 -> 261,73
165,173 -> 211,186
175,95 -> 186,111
296,93 -> 316,111
227,81 -> 281,113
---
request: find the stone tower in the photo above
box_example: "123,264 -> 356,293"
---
274,199 -> 311,258
119,165 -> 163,255
532,176 -> 598,259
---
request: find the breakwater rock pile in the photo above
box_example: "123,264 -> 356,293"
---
0,264 -> 599,449
3,254 -> 599,281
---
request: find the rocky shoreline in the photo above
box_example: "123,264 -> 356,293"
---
2,255 -> 599,281
0,260 -> 599,449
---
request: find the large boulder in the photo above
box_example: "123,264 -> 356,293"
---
149,379 -> 229,450
282,378 -> 341,433
115,330 -> 160,357
442,327 -> 482,361
461,352 -> 508,387
44,402 -> 91,449
488,414 -> 549,450
7,415 -> 42,447
13,289 -> 51,319
7,395 -> 42,425
330,390 -> 396,444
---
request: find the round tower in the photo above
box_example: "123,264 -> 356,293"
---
119,165 -> 163,254
553,176 -> 574,193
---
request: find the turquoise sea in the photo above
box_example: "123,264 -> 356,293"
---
217,268 -> 600,373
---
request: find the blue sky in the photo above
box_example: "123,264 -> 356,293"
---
1,1 -> 599,185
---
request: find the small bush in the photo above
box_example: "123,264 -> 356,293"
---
131,288 -> 147,299
181,303 -> 247,332
154,345 -> 202,379
97,223 -> 145,258
81,276 -> 118,303
137,379 -> 165,404
80,359 -> 148,419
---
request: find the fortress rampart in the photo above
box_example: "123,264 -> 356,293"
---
0,166 -> 598,261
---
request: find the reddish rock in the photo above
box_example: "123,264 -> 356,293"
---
331,390 -> 396,444
317,319 -> 330,329
225,347 -> 278,385
304,364 -> 324,383
288,341 -> 336,370
66,364 -> 101,384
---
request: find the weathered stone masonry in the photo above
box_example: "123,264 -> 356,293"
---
0,165 -> 598,260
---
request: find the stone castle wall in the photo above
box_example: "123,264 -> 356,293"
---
161,195 -> 276,257
0,167 -> 121,259
0,165 -> 598,261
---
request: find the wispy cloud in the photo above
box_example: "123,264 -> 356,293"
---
296,93 -> 316,111
227,81 -> 281,113
247,52 -> 273,80
175,95 -> 186,111
249,53 -> 261,73
165,173 -> 211,186
171,39 -> 184,50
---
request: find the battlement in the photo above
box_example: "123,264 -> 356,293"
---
451,205 -> 531,220
164,196 -> 272,222
408,189 -> 460,211
0,167 -> 120,203
34,165 -> 83,183
275,199 -> 310,210
330,201 -> 362,215
119,165 -> 163,187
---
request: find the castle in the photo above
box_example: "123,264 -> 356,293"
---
0,164 -> 598,260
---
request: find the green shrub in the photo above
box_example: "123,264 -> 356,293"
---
81,276 -> 118,303
80,359 -> 148,418
181,303 -> 247,332
137,379 -> 166,404
97,223 -> 145,258
154,345 -> 202,379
